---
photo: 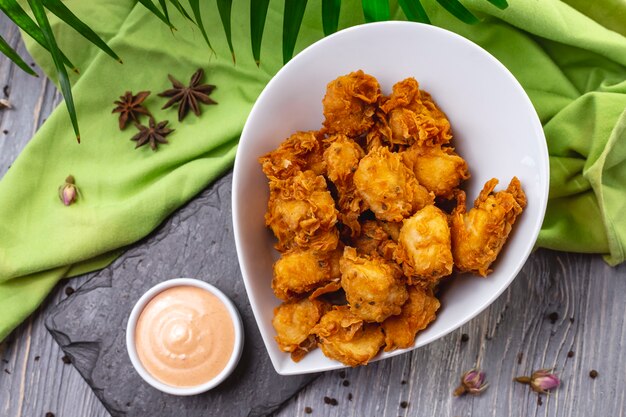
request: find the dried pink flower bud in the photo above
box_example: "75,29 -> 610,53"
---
58,175 -> 78,206
515,368 -> 560,394
454,368 -> 488,396
532,369 -> 560,392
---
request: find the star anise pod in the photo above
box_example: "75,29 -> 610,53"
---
158,69 -> 217,121
112,91 -> 151,130
131,117 -> 173,151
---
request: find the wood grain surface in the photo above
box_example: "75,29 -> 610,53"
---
1,15 -> 625,417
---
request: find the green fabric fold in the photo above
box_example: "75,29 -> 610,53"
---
1,0 -> 625,341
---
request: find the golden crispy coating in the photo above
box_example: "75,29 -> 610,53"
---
349,220 -> 401,262
401,145 -> 469,199
310,306 -> 363,341
272,249 -> 338,301
309,245 -> 344,299
323,135 -> 367,235
450,177 -> 527,276
354,146 -> 434,222
336,188 -> 366,237
340,247 -> 408,322
259,131 -> 325,180
380,78 -> 452,147
379,220 -> 401,241
309,280 -> 342,299
381,286 -> 440,351
324,134 -> 365,183
327,244 -> 344,279
393,205 -> 453,284
273,298 -> 331,362
311,306 -> 385,367
364,113 -> 393,152
351,220 -> 390,257
266,170 -> 339,252
322,70 -> 381,137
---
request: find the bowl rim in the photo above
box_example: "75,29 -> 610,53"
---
232,20 -> 550,375
125,277 -> 244,395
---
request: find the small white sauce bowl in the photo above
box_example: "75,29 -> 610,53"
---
126,278 -> 244,396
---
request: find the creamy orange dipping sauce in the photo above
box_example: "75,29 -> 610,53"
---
135,286 -> 235,387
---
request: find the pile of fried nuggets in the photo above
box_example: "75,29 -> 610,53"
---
259,70 -> 527,367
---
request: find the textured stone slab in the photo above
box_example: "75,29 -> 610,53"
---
45,172 -> 316,417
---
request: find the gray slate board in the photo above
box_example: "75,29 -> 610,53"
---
45,172 -> 317,417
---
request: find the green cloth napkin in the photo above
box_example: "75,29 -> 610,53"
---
1,0 -> 625,342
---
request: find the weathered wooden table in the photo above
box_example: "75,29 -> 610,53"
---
2,16 -> 626,417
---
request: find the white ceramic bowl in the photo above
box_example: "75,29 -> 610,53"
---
126,278 -> 244,395
232,22 -> 549,375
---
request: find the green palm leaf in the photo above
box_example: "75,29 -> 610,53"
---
217,0 -> 235,63
157,0 -> 169,21
362,0 -> 390,22
435,0 -> 479,24
188,0 -> 214,51
42,0 -> 121,63
398,0 -> 430,24
167,0 -> 193,22
27,0 -> 79,142
0,33 -> 37,76
486,0 -> 508,10
283,0 -> 308,63
1,0 -> 76,71
250,0 -> 270,66
136,0 -> 176,29
321,0 -> 341,36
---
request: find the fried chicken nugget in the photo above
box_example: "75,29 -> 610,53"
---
450,177 -> 527,276
310,306 -> 385,367
393,205 -> 454,284
273,298 -> 331,361
380,78 -> 452,147
340,247 -> 408,322
350,219 -> 400,261
351,220 -> 390,257
382,286 -> 440,351
309,245 -> 344,299
272,249 -> 341,301
364,112 -> 394,152
324,134 -> 365,183
259,130 -> 325,180
401,145 -> 469,199
353,146 -> 434,222
379,220 -> 402,241
322,70 -> 381,137
266,170 -> 339,252
323,134 -> 367,235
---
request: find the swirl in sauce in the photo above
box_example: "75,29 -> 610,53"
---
135,286 -> 235,387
